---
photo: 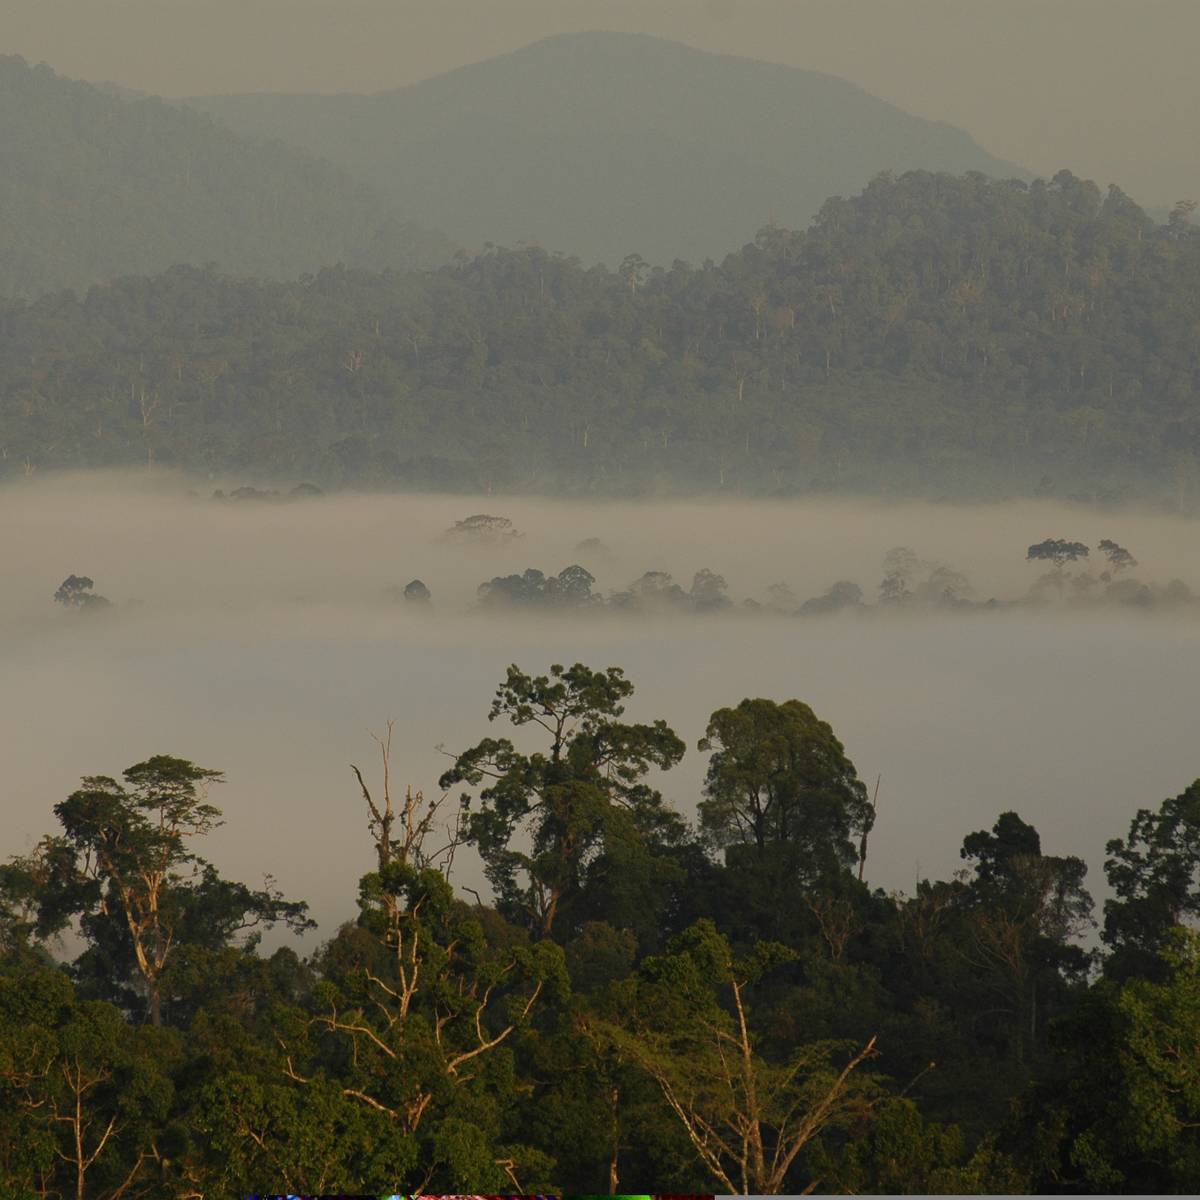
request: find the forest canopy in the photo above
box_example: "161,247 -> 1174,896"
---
3,170 -> 1197,503
3,661 -> 1200,1193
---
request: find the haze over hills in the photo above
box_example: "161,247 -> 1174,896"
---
0,55 -> 456,299
187,31 -> 1025,267
3,170 -> 1196,504
8,9 -> 1200,1193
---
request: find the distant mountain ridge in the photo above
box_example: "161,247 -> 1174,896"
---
188,31 -> 1026,266
0,55 -> 455,299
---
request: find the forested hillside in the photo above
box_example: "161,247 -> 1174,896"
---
4,662 -> 1200,1193
188,31 -> 1023,267
0,56 -> 455,299
3,170 -> 1198,501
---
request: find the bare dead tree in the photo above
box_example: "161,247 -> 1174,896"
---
589,964 -> 879,1193
279,927 -> 544,1137
804,893 -> 863,960
350,720 -> 464,876
274,721 -> 545,1169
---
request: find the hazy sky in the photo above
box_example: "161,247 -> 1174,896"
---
2,1 -> 1196,209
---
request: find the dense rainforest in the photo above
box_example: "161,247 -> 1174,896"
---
2,660 -> 1199,1195
3,170 -> 1198,502
0,55 -> 454,301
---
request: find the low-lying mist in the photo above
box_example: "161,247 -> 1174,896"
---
5,472 -> 1199,947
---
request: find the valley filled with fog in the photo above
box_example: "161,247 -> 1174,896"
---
5,6 -> 1200,1189
5,471 -> 1198,945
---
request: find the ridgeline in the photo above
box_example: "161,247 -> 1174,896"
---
3,170 -> 1197,502
188,30 -> 1023,267
0,54 -> 454,300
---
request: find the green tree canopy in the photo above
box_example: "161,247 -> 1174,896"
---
698,697 -> 872,875
1104,781 -> 1200,980
4,169 -> 1200,501
588,918 -> 880,1193
1023,930 -> 1200,1193
34,756 -> 312,1026
440,663 -> 685,936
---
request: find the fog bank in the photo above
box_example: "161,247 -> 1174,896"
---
4,472 -> 1198,946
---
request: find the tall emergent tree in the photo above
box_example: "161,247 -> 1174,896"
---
1026,540 -> 1090,568
35,756 -> 313,1025
439,663 -> 685,936
53,575 -> 110,610
958,812 -> 1093,1062
695,697 -> 875,947
698,698 -> 872,876
1026,539 -> 1090,598
1097,538 -> 1138,577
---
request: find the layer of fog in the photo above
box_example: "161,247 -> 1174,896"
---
4,471 -> 1199,950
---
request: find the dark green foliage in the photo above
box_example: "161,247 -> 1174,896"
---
1104,781 -> 1200,980
588,918 -> 882,1192
38,756 -> 313,1026
0,963 -> 175,1200
1020,932 -> 1200,1193
2,671 -> 1197,1192
439,663 -> 685,936
698,697 -> 872,872
957,812 -> 1094,1027
811,1096 -> 1028,1193
961,813 -> 1093,962
4,169 -> 1198,499
0,55 -> 454,300
270,859 -> 566,1192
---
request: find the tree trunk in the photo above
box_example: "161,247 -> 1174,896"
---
74,1085 -> 86,1200
608,1086 -> 620,1193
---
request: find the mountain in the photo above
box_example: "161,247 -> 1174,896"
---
3,170 -> 1197,504
188,31 -> 1025,267
0,55 -> 455,299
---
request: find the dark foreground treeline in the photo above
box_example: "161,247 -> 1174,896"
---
3,663 -> 1199,1195
4,170 -> 1200,501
